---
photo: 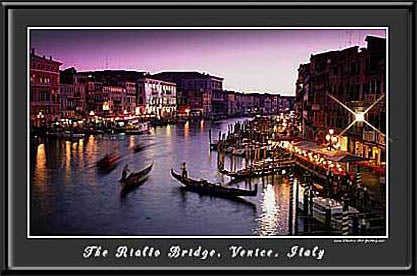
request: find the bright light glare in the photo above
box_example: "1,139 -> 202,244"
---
355,112 -> 365,122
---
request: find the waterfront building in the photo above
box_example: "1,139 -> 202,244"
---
279,96 -> 296,112
101,85 -> 125,116
271,94 -> 280,114
30,48 -> 62,124
86,80 -> 104,115
152,71 -> 223,118
59,84 -> 87,119
237,93 -> 255,115
137,77 -> 177,118
124,81 -> 137,115
225,90 -> 239,116
79,70 -> 146,116
59,68 -> 88,119
295,35 -> 386,165
212,89 -> 227,117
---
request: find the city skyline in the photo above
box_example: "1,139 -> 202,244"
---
30,28 -> 386,96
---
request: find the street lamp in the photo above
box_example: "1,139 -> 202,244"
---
355,112 -> 365,122
326,129 -> 339,151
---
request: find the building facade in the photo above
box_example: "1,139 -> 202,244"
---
295,36 -> 386,165
30,49 -> 62,124
123,81 -> 137,115
137,78 -> 177,118
152,72 -> 223,118
59,68 -> 88,119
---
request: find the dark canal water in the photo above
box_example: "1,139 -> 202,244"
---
31,118 -> 296,236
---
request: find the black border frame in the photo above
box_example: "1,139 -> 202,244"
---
0,1 -> 415,275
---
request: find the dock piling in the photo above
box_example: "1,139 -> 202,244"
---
288,166 -> 295,235
342,194 -> 350,235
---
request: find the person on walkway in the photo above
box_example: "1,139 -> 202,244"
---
181,162 -> 188,178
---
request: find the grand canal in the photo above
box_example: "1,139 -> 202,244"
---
31,118 -> 304,236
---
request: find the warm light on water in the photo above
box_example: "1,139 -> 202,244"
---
31,118 -> 299,236
257,177 -> 291,236
33,143 -> 47,194
184,121 -> 189,138
259,184 -> 278,235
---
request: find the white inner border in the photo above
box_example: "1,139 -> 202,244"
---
26,27 -> 389,239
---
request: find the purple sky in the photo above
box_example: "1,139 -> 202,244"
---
31,29 -> 386,95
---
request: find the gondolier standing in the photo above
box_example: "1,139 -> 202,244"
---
182,162 -> 188,178
122,164 -> 131,180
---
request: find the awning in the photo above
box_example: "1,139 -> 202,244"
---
330,154 -> 367,162
313,147 -> 367,162
292,140 -> 321,151
293,141 -> 367,163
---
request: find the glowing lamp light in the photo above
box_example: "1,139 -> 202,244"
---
355,112 -> 365,122
325,134 -> 331,141
102,102 -> 110,111
329,129 -> 334,135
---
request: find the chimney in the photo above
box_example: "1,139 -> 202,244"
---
31,48 -> 35,55
49,56 -> 53,61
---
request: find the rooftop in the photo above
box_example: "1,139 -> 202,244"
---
30,48 -> 62,65
152,71 -> 224,81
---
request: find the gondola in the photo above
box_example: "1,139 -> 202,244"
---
132,143 -> 154,153
120,162 -> 154,197
171,169 -> 257,198
219,165 -> 278,178
96,154 -> 121,173
125,129 -> 151,135
219,159 -> 295,179
221,168 -> 276,179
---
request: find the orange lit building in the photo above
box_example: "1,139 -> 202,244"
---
30,48 -> 62,124
295,36 -> 386,165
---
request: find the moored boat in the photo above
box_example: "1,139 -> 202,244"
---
224,146 -> 235,153
220,159 -> 295,179
220,168 -> 271,179
171,169 -> 257,198
62,131 -> 85,139
232,148 -> 245,156
311,197 -> 359,232
125,129 -> 151,135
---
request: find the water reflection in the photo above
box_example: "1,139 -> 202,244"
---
256,176 -> 291,236
259,184 -> 278,235
129,135 -> 135,149
184,121 -> 189,138
31,118 -> 299,236
33,143 -> 47,193
166,124 -> 172,137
